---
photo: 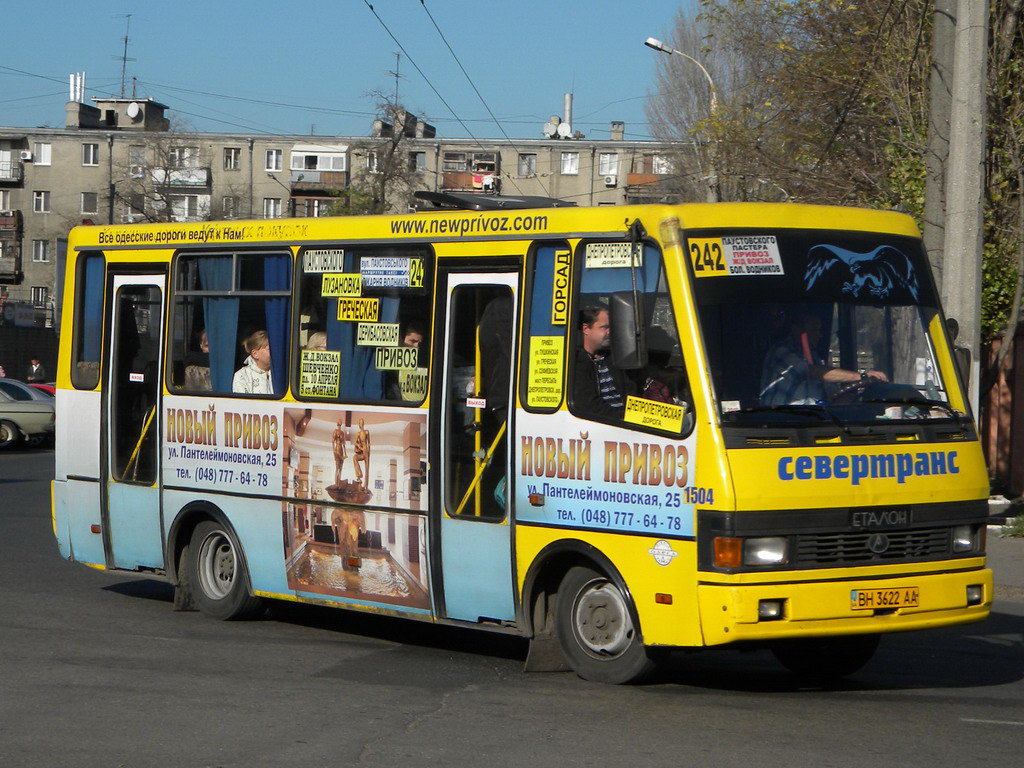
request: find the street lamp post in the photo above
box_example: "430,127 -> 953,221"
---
645,37 -> 720,203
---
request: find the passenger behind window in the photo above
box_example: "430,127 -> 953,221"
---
233,330 -> 274,394
183,329 -> 211,391
401,322 -> 425,350
305,331 -> 327,351
573,306 -> 631,419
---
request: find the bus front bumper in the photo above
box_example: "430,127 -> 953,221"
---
696,566 -> 993,646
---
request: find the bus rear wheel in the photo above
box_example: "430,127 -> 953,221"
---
554,566 -> 656,684
187,520 -> 263,620
771,633 -> 880,680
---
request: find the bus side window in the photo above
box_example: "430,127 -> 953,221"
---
168,251 -> 291,397
71,252 -> 105,390
520,242 -> 570,412
293,246 -> 433,404
569,241 -> 692,434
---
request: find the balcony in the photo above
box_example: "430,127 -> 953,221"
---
149,167 -> 210,188
291,170 -> 348,191
0,160 -> 24,185
626,173 -> 662,188
441,170 -> 500,193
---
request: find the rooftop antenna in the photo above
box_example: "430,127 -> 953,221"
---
386,51 -> 403,105
115,14 -> 137,98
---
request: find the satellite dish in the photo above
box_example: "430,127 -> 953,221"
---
542,121 -> 558,138
556,122 -> 571,138
126,102 -> 142,120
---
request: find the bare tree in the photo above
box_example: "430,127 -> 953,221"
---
330,93 -> 428,216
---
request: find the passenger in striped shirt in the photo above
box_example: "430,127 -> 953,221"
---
573,307 -> 629,418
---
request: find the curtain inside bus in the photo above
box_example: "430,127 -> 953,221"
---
81,255 -> 104,363
263,255 -> 289,395
197,257 -> 238,393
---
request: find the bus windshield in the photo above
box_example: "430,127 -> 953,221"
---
690,228 -> 956,425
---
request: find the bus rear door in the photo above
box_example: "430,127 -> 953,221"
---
103,274 -> 165,570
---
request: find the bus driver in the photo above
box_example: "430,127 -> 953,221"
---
759,312 -> 887,405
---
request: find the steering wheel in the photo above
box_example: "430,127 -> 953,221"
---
829,378 -> 869,405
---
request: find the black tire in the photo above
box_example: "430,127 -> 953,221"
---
554,565 -> 657,684
772,633 -> 880,680
187,520 -> 263,620
0,420 -> 21,449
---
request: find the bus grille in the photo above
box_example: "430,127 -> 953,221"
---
795,527 -> 950,565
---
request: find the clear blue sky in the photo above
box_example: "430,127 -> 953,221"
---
0,0 -> 692,141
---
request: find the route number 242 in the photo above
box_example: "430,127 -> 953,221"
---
688,238 -> 727,275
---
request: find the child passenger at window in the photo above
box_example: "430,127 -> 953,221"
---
233,330 -> 273,394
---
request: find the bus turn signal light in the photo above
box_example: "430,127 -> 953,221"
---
655,593 -> 673,604
713,537 -> 742,568
90,524 -> 101,534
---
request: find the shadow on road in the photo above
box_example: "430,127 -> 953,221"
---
649,607 -> 1024,693
101,576 -> 528,662
99,576 -> 1022,691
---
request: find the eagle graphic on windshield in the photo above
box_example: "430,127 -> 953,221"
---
803,244 -> 920,302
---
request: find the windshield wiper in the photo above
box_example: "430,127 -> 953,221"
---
862,397 -> 961,420
728,403 -> 851,432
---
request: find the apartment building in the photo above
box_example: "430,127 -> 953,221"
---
0,96 -> 677,326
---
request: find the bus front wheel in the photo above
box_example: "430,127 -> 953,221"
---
771,633 -> 880,680
187,520 -> 263,620
554,566 -> 656,684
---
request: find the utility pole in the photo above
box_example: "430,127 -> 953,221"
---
942,0 -> 988,415
923,0 -> 957,289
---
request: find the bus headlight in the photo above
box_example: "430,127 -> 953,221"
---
952,525 -> 978,553
743,537 -> 789,566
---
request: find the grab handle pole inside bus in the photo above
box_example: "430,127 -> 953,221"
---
452,421 -> 507,517
124,405 -> 156,481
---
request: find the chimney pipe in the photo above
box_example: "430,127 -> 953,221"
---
564,93 -> 573,132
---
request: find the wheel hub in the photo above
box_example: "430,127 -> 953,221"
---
574,580 -> 633,658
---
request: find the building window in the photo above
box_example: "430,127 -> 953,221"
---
442,152 -> 467,171
128,144 -> 146,165
366,153 -> 379,173
290,152 -> 345,171
310,199 -> 332,217
81,192 -> 99,214
31,286 -> 49,307
32,142 -> 51,166
408,151 -> 426,172
265,149 -> 283,172
169,194 -> 205,221
652,155 -> 672,175
32,240 -> 49,262
169,146 -> 198,169
263,198 -> 281,218
222,195 -> 238,218
599,153 -> 619,176
123,193 -> 146,223
560,152 -> 579,175
33,191 -> 50,213
82,143 -> 99,166
518,153 -> 537,176
223,147 -> 240,171
0,190 -> 9,210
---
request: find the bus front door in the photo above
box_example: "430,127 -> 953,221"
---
435,270 -> 518,622
103,274 -> 165,570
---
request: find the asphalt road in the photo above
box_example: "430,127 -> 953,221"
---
1,448 -> 1022,768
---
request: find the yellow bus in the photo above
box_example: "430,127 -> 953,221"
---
52,196 -> 992,683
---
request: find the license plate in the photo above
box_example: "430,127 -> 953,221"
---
850,586 -> 919,610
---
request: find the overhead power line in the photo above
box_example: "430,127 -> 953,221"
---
361,0 -> 526,195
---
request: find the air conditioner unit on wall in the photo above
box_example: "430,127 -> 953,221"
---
604,174 -> 617,187
130,165 -> 145,178
19,151 -> 33,162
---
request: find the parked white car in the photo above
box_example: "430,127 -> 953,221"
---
0,380 -> 55,448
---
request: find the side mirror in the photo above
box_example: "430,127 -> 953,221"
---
609,291 -> 646,370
